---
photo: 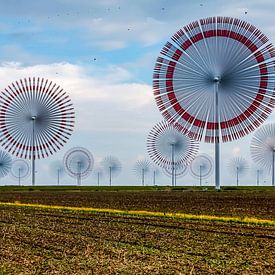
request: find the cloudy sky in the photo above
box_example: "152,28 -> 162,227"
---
0,0 -> 275,186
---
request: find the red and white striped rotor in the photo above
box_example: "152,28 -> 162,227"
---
153,16 -> 275,143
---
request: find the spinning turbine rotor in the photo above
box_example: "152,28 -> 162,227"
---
251,166 -> 265,186
228,156 -> 249,186
92,164 -> 104,186
64,147 -> 93,186
10,159 -> 30,185
153,16 -> 275,189
133,159 -> 151,186
0,77 -> 75,186
251,123 -> 275,186
152,167 -> 160,186
0,150 -> 12,179
190,154 -> 213,186
101,156 -> 121,186
147,120 -> 199,186
163,162 -> 187,186
50,160 -> 65,185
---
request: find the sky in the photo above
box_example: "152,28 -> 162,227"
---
0,0 -> 275,186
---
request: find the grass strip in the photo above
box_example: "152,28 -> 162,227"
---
0,201 -> 274,227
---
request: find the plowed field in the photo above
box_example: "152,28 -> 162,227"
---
0,187 -> 274,274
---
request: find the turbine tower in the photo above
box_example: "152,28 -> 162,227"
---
0,77 -> 75,185
152,17 -> 275,189
147,120 -> 199,186
228,157 -> 249,186
64,147 -> 93,186
251,123 -> 275,186
133,159 -> 151,186
101,156 -> 121,186
190,154 -> 213,186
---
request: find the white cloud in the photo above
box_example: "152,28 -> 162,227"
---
1,0 -> 275,53
92,40 -> 126,50
0,45 -> 51,65
85,17 -> 167,50
0,62 -> 156,133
